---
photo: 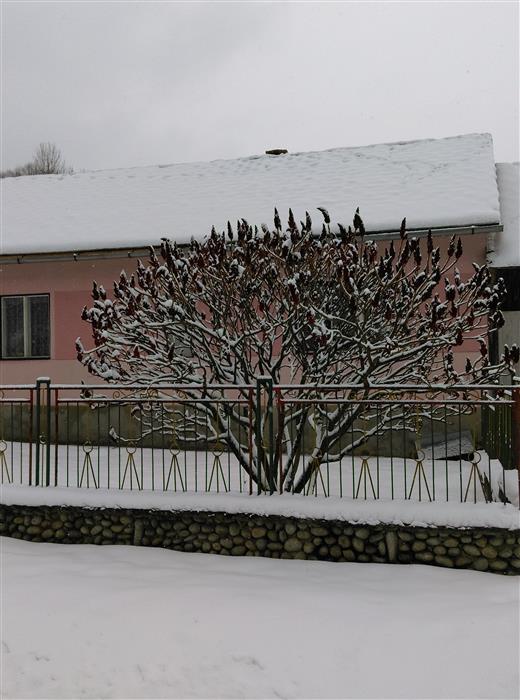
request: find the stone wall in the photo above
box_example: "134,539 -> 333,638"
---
1,503 -> 519,575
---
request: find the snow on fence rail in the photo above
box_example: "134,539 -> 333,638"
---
0,380 -> 518,507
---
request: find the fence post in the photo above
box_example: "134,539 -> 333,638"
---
512,382 -> 520,510
255,376 -> 275,494
35,377 -> 51,487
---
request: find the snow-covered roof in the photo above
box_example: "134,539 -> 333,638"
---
489,162 -> 520,268
1,132 -> 501,256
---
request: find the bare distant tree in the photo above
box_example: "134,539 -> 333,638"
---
30,142 -> 71,175
1,165 -> 27,178
1,142 -> 73,178
0,162 -> 34,178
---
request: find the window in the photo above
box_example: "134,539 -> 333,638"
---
493,268 -> 520,311
0,295 -> 50,359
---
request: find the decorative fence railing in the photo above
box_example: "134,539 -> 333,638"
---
0,379 -> 518,506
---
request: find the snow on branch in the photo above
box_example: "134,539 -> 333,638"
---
77,208 -> 519,492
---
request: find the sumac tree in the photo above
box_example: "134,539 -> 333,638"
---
77,209 -> 518,492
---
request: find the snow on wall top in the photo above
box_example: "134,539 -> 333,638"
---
1,133 -> 500,255
1,485 -> 519,530
489,162 -> 520,267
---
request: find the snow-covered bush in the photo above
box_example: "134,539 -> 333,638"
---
77,209 -> 518,492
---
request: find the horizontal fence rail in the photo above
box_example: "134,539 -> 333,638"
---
0,379 -> 518,507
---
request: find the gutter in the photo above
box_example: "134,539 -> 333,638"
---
365,223 -> 502,242
0,245 -> 156,265
0,223 -> 502,265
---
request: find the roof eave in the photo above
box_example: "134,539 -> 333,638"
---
0,222 -> 502,265
364,222 -> 502,242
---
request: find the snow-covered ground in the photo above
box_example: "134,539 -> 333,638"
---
3,441 -> 518,506
3,441 -> 518,531
1,538 -> 519,699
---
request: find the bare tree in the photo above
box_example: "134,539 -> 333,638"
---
0,163 -> 33,178
29,142 -> 71,175
77,209 -> 518,492
1,142 -> 72,177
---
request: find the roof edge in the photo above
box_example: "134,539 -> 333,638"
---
0,223 -> 502,265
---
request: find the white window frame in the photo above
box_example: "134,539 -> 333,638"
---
0,294 -> 50,360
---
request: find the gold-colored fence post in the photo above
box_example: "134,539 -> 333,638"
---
0,439 -> 12,484
408,400 -> 431,501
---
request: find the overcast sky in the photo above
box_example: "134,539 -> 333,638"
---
1,1 -> 518,172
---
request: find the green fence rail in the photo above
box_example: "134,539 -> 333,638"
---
0,379 -> 518,506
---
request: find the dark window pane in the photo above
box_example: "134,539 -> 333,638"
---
29,296 -> 50,357
2,297 -> 24,357
494,268 -> 520,311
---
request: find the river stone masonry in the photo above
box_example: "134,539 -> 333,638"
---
1,503 -> 519,575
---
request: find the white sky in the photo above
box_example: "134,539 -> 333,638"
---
1,1 -> 519,172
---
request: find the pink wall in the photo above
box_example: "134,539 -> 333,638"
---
0,256 -> 133,385
0,233 -> 489,386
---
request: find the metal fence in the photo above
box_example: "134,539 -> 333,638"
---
0,378 -> 518,506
